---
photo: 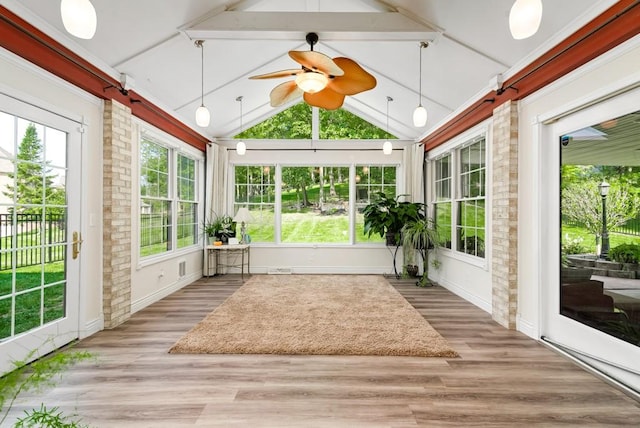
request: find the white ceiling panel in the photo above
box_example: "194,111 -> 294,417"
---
3,0 -> 616,147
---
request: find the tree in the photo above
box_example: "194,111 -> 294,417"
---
236,102 -> 395,140
282,167 -> 314,208
3,123 -> 65,216
562,180 -> 640,245
237,103 -> 312,139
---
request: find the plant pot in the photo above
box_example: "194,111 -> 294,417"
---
386,231 -> 399,246
406,264 -> 419,277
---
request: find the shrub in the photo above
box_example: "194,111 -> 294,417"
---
609,243 -> 640,264
562,235 -> 586,255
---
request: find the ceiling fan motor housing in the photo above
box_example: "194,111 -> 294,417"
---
306,32 -> 319,50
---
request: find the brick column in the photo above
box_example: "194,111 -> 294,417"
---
491,100 -> 518,329
102,100 -> 132,328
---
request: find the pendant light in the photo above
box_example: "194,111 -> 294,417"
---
60,0 -> 97,39
383,96 -> 393,155
509,0 -> 543,40
413,41 -> 428,128
194,40 -> 210,128
236,96 -> 246,156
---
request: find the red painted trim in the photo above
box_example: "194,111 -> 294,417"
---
423,0 -> 640,151
0,6 -> 209,151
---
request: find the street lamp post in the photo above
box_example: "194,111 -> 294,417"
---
599,180 -> 610,259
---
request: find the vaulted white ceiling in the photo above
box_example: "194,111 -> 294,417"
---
3,0 -> 617,149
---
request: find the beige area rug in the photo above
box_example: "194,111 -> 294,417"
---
170,274 -> 458,357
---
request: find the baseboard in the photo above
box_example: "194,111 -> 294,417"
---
253,266 -> 392,275
516,315 -> 537,339
131,272 -> 201,314
80,317 -> 103,339
436,277 -> 492,314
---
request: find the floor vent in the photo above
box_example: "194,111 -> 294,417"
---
178,261 -> 186,277
268,267 -> 293,275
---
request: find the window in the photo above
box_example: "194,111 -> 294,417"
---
176,155 -> 197,249
232,164 -> 398,244
234,165 -> 276,242
281,166 -> 350,244
139,133 -> 200,258
456,138 -> 486,258
431,135 -> 486,258
355,165 -> 397,243
433,155 -> 452,248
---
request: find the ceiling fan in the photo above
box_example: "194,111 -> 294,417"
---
249,32 -> 377,110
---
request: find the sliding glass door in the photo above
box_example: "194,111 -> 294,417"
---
541,87 -> 640,391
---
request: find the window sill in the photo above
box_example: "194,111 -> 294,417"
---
437,247 -> 488,270
136,245 -> 202,270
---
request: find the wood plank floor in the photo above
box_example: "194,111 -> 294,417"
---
7,275 -> 640,427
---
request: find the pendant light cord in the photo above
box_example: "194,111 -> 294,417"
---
236,96 -> 244,132
386,96 -> 392,133
201,43 -> 204,105
418,41 -> 428,106
195,40 -> 205,106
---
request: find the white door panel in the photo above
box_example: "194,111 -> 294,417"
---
0,93 -> 81,375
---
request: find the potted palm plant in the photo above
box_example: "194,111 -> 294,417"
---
402,217 -> 439,287
362,192 -> 424,246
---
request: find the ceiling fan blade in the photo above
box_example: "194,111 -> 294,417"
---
303,88 -> 345,110
249,69 -> 303,80
289,51 -> 344,77
327,57 -> 377,95
270,80 -> 303,107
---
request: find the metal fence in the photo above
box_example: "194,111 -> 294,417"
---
563,216 -> 640,237
0,213 -> 66,271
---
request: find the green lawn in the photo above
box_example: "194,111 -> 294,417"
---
0,261 -> 65,339
562,224 -> 640,253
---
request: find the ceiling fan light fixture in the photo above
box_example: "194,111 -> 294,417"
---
195,105 -> 210,127
60,0 -> 97,39
509,0 -> 543,40
413,105 -> 427,127
295,72 -> 329,94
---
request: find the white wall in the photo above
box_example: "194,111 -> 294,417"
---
0,47 -> 104,337
517,36 -> 640,338
426,121 -> 494,314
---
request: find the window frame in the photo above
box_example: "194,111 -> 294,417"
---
428,124 -> 490,266
137,124 -> 203,264
432,154 -> 452,249
230,161 -> 400,246
455,136 -> 486,259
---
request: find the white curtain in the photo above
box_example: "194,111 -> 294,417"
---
203,143 -> 229,275
403,144 -> 425,203
206,143 -> 229,219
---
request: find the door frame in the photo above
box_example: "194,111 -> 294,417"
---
538,83 -> 640,392
0,90 -> 83,375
